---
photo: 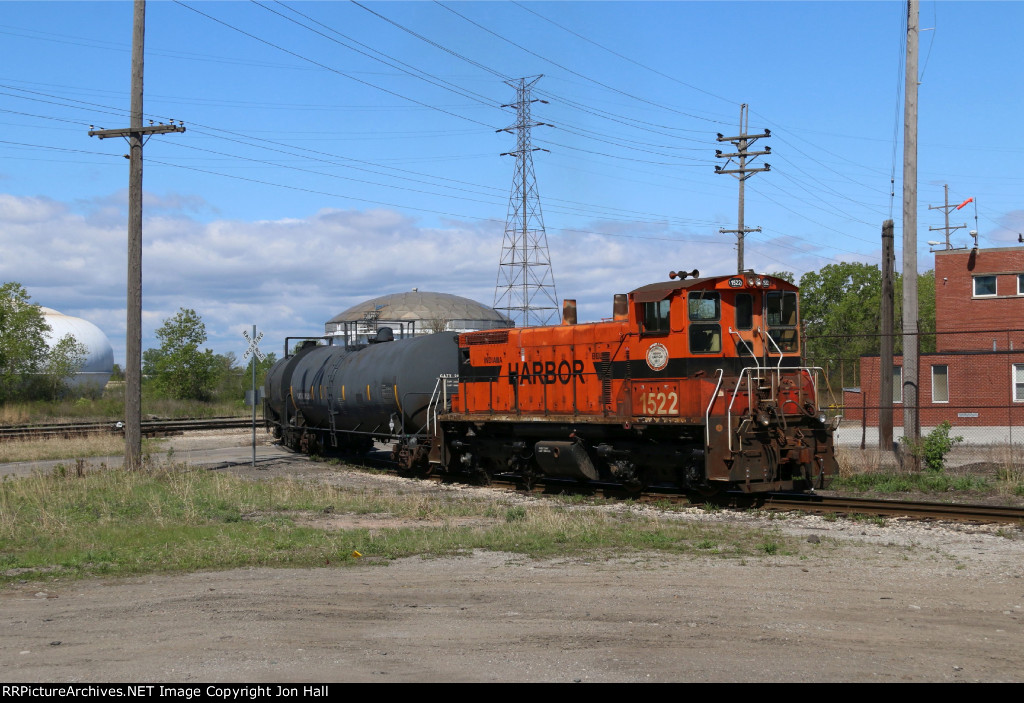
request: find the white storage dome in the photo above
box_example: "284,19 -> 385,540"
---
40,307 -> 115,390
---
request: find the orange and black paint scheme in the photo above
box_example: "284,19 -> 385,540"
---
435,272 -> 838,493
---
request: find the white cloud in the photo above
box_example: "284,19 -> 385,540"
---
1,190 -> 845,365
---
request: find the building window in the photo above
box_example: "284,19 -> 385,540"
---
1018,273 -> 1024,295
893,365 -> 902,404
973,275 -> 996,297
1015,364 -> 1024,403
932,365 -> 949,403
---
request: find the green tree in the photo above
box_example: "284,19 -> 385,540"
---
212,350 -> 278,401
0,282 -> 51,403
41,333 -> 88,400
799,263 -> 883,381
799,264 -> 936,387
147,308 -> 220,401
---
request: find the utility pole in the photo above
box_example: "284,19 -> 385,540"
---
88,0 -> 184,471
493,76 -> 558,327
901,0 -> 920,468
927,184 -> 967,250
715,104 -> 771,273
880,220 -> 895,452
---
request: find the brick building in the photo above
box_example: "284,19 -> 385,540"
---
843,245 -> 1024,428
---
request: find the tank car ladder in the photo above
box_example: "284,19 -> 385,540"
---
323,353 -> 345,448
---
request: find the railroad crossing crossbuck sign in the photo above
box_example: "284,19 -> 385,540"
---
242,328 -> 265,363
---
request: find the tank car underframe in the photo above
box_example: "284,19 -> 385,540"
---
430,411 -> 835,493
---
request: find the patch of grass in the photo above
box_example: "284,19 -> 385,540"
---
834,471 -> 991,494
995,464 -> 1024,497
0,436 -> 165,464
0,464 -> 806,585
0,392 -> 245,426
505,506 -> 527,523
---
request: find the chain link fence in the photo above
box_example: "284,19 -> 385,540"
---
805,328 -> 1024,468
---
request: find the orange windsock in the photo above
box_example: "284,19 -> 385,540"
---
956,197 -> 974,210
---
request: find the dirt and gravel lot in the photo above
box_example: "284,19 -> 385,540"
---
1,431 -> 1022,682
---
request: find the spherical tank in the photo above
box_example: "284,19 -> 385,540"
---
40,308 -> 114,391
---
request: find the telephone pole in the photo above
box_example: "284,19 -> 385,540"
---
493,76 -> 558,327
928,184 -> 967,250
880,220 -> 895,452
901,0 -> 921,467
715,104 -> 771,273
88,0 -> 184,471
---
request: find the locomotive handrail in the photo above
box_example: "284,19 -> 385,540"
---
725,366 -> 828,453
762,327 -> 786,370
704,368 -> 724,449
728,327 -> 758,367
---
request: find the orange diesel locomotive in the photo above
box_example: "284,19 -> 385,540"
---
426,271 -> 839,493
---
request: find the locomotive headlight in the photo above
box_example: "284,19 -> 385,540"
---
818,413 -> 827,426
756,410 -> 771,427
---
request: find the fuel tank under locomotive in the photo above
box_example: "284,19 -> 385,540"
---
269,332 -> 460,444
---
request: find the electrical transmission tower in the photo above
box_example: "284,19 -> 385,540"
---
714,103 -> 770,273
493,76 -> 558,327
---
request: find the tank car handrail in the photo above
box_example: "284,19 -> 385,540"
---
704,368 -> 724,449
427,373 -> 459,437
283,335 -> 334,357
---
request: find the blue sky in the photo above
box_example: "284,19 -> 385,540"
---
1,1 -> 1022,365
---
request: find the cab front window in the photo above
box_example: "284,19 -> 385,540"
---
688,292 -> 721,353
766,291 -> 799,352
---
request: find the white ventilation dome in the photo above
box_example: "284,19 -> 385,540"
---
40,307 -> 114,390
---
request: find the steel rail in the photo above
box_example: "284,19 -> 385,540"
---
761,493 -> 1024,525
0,417 -> 253,441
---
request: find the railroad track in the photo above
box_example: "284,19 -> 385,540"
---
760,493 -> 1024,525
0,417 -> 255,441
414,467 -> 1024,526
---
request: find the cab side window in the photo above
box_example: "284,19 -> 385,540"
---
642,300 -> 670,335
688,292 -> 721,354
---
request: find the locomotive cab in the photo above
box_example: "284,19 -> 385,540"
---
632,273 -> 801,366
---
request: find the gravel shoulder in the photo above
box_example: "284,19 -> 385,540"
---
1,431 -> 1022,682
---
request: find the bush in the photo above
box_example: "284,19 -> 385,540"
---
900,421 -> 964,473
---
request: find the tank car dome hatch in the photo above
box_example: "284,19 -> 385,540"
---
325,290 -> 513,340
39,307 -> 115,390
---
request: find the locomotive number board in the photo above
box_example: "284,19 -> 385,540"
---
631,382 -> 680,417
